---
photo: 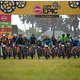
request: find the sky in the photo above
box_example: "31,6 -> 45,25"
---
11,15 -> 80,30
11,15 -> 31,30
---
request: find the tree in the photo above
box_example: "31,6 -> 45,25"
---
36,18 -> 51,33
26,27 -> 42,37
19,15 -> 36,28
19,15 -> 80,37
18,28 -> 24,35
63,15 -> 79,37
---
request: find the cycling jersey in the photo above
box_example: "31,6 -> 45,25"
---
64,36 -> 71,42
30,36 -> 36,44
16,37 -> 23,45
42,38 -> 52,46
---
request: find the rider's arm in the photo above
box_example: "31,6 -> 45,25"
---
15,37 -> 18,45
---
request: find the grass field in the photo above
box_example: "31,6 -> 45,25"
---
0,58 -> 80,80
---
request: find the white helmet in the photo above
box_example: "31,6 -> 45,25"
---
42,34 -> 44,36
2,34 -> 6,37
74,37 -> 78,40
52,45 -> 55,48
61,44 -> 65,47
24,35 -> 26,37
13,34 -> 17,37
45,45 -> 48,48
78,35 -> 80,38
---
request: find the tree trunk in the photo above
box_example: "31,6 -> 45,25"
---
72,16 -> 79,37
73,23 -> 77,37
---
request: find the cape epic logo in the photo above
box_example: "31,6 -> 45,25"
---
34,2 -> 61,14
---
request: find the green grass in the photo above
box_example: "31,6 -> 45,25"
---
0,58 -> 80,80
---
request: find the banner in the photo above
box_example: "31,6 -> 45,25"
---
0,32 -> 12,39
0,28 -> 12,32
0,14 -> 12,38
0,22 -> 11,26
0,14 -> 11,22
0,1 -> 79,15
0,15 -> 11,27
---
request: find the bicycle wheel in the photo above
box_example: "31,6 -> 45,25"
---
16,1 -> 26,8
68,1 -> 79,9
0,1 -> 16,13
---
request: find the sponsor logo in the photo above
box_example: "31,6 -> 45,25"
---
43,2 -> 61,14
1,15 -> 7,21
34,2 -> 61,15
34,6 -> 42,14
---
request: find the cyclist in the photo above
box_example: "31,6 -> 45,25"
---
42,35 -> 52,47
73,37 -> 79,46
12,34 -> 17,46
59,34 -> 65,44
16,34 -> 23,45
29,34 -> 37,55
29,34 -> 36,45
51,35 -> 57,46
64,33 -> 73,43
16,34 -> 24,59
1,34 -> 9,59
23,35 -> 29,46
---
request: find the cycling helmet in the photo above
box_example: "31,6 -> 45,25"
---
67,33 -> 70,37
32,34 -> 34,36
45,45 -> 48,48
45,35 -> 49,39
13,34 -> 17,37
2,34 -> 6,37
19,34 -> 22,36
78,35 -> 80,38
62,34 -> 65,37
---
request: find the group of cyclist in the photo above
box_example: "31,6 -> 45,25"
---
0,33 -> 80,59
